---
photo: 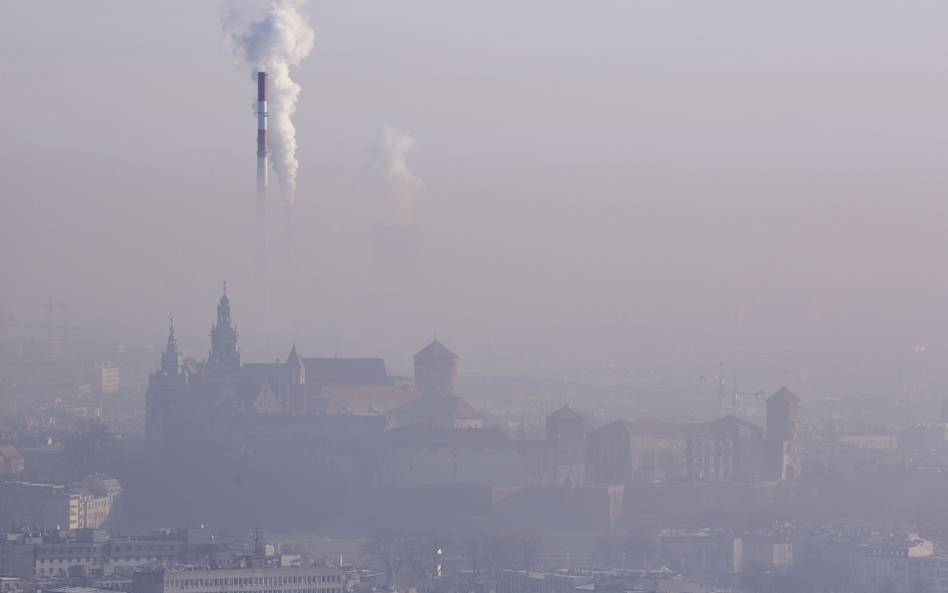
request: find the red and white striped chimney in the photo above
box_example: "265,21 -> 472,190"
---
256,72 -> 269,275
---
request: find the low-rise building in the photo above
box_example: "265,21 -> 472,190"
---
836,432 -> 898,449
741,533 -> 792,569
132,565 -> 344,593
0,478 -> 122,533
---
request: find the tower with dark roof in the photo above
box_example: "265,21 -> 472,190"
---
144,317 -> 191,450
546,404 -> 586,485
764,386 -> 801,480
160,316 -> 185,380
284,345 -> 304,385
413,340 -> 458,397
282,345 -> 307,414
208,284 -> 240,374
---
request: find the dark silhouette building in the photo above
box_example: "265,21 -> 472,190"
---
763,386 -> 801,480
585,416 -> 763,484
546,404 -> 586,485
413,340 -> 458,397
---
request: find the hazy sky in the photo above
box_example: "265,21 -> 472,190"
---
2,1 -> 948,379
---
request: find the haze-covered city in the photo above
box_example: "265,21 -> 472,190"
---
2,2 -> 948,593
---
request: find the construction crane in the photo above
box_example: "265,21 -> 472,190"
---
0,296 -> 67,341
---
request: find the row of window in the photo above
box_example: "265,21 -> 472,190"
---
166,575 -> 341,588
166,587 -> 340,593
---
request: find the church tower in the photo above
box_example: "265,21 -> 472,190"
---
284,345 -> 304,385
208,284 -> 241,374
413,340 -> 458,397
160,316 -> 185,380
546,404 -> 586,485
282,345 -> 306,413
144,317 -> 189,451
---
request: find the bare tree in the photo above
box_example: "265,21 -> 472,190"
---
360,530 -> 408,584
522,444 -> 553,485
458,528 -> 492,582
512,533 -> 544,571
485,533 -> 514,573
420,522 -> 453,579
404,536 -> 430,586
591,533 -> 623,568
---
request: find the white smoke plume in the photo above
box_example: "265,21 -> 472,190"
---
223,0 -> 314,208
383,126 -> 425,225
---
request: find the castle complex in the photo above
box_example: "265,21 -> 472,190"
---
144,289 -> 801,487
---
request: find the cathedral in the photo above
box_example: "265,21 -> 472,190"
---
144,287 -> 405,452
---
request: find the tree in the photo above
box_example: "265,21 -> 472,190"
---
458,528 -> 490,582
512,533 -> 544,571
63,418 -> 124,480
419,523 -> 453,579
591,534 -> 624,568
522,445 -> 553,485
622,526 -> 658,570
360,530 -> 409,584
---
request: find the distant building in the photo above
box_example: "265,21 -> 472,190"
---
413,340 -> 459,397
906,554 -> 948,593
741,533 -> 793,569
658,530 -> 742,576
85,364 -> 120,394
762,387 -> 801,480
0,478 -> 121,532
860,538 -> 933,593
0,526 -> 231,579
0,483 -> 78,530
0,447 -> 24,475
545,404 -> 586,485
387,395 -> 483,429
594,574 -> 701,593
897,424 -> 948,451
144,291 -> 395,451
490,570 -> 699,593
836,431 -> 898,449
585,416 -> 762,484
132,565 -> 344,593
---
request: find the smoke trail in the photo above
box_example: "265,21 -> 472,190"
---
224,0 -> 314,206
383,126 -> 425,225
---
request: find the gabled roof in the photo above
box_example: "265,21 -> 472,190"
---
547,404 -> 584,422
413,340 -> 458,360
713,415 -> 762,431
241,362 -> 282,384
300,357 -> 390,388
284,345 -> 303,368
240,375 -> 279,408
591,420 -> 719,439
310,385 -> 424,415
389,395 -> 483,421
768,386 -> 800,403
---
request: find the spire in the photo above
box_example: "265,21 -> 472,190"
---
217,282 -> 232,326
284,344 -> 302,368
160,314 -> 183,377
209,283 -> 240,372
284,344 -> 304,385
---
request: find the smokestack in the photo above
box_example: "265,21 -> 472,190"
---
256,72 -> 269,279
